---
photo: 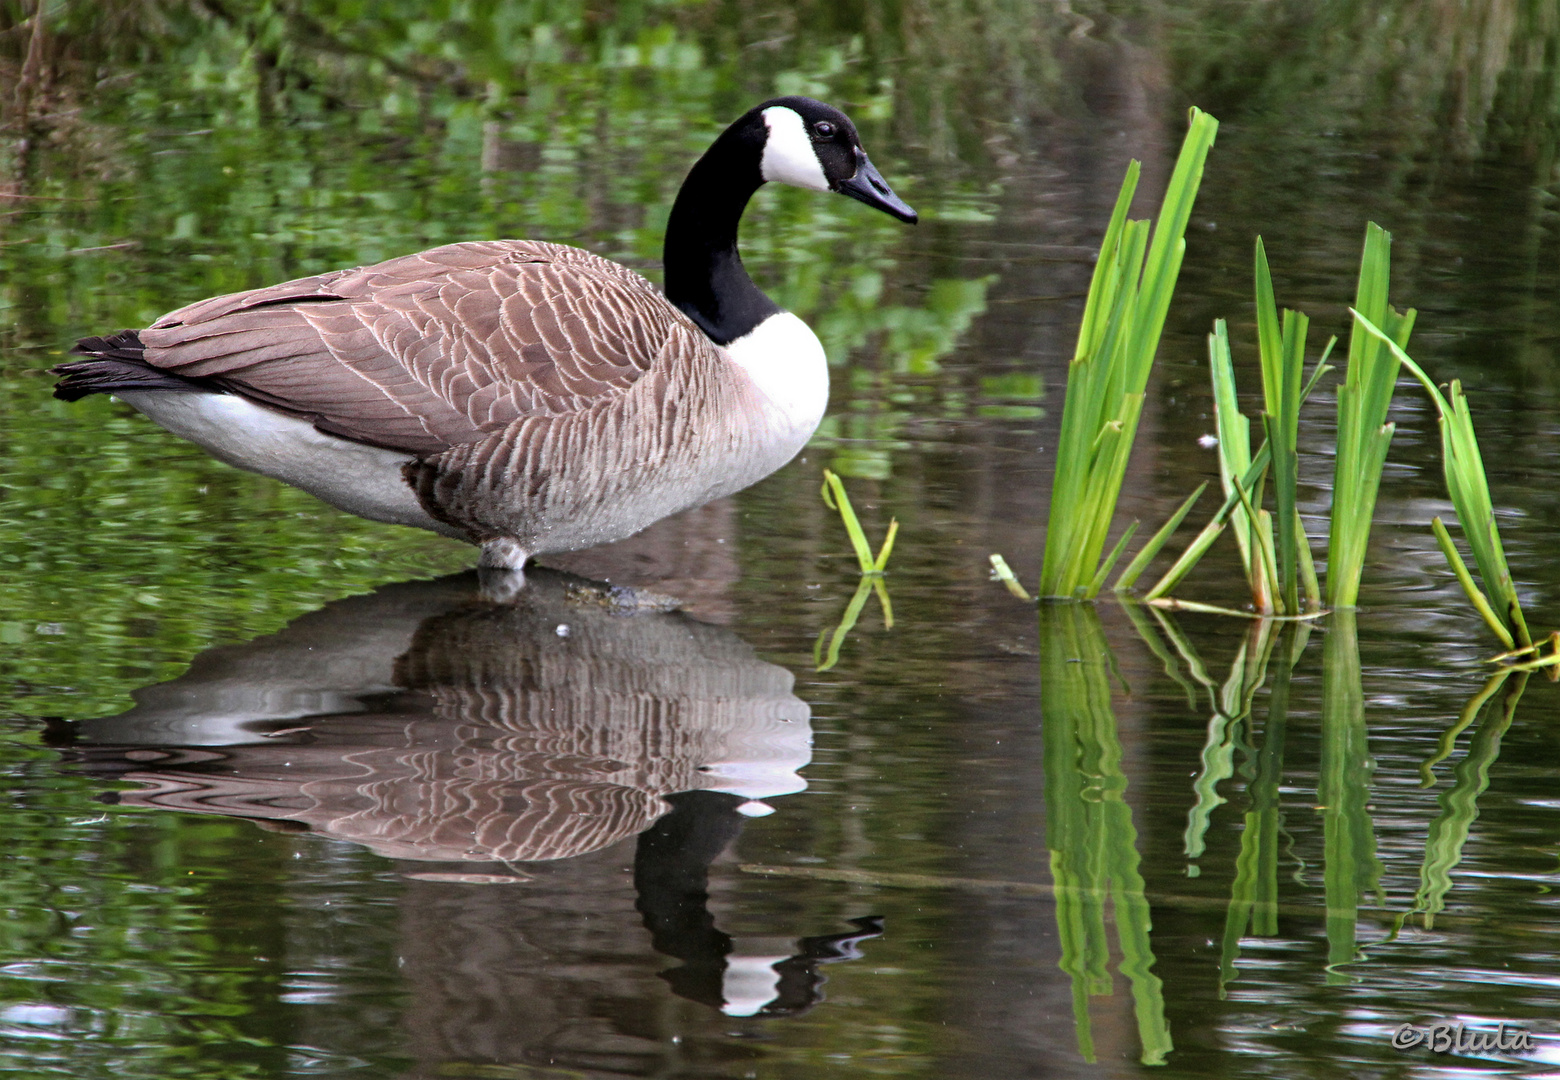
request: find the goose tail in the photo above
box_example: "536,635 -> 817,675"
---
51,331 -> 210,401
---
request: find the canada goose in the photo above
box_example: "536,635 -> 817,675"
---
51,97 -> 916,570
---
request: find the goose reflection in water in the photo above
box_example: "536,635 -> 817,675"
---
49,568 -> 880,1024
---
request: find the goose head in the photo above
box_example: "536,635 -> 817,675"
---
663,96 -> 916,345
749,96 -> 918,223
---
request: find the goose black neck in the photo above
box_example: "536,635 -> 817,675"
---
663,128 -> 780,346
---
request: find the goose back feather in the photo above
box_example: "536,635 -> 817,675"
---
140,240 -> 690,454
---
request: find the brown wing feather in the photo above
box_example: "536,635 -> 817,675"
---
137,241 -> 690,455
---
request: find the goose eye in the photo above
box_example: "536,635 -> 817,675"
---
813,121 -> 836,139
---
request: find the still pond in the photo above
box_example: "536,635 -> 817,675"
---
2,3 -> 1560,1077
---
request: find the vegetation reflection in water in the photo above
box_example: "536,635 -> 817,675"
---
1038,604 -> 1172,1066
1216,623 -> 1303,997
1035,601 -> 1546,1059
1403,670 -> 1528,934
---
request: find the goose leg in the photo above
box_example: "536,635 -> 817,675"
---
479,537 -> 531,572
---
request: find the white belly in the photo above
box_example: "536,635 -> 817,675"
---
118,391 -> 465,538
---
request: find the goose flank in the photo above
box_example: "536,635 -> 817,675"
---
51,97 -> 917,571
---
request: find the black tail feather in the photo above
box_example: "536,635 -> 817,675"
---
70,329 -> 145,362
52,330 -> 216,401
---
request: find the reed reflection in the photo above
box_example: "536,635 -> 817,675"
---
50,569 -> 880,1042
1038,603 -> 1172,1067
1217,624 -> 1307,995
1407,669 -> 1529,931
1318,611 -> 1383,983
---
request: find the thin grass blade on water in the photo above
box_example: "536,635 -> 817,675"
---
1040,109 -> 1218,599
1431,518 -> 1515,650
1040,605 -> 1172,1065
1490,632 -> 1560,673
1143,349 -> 1331,605
1113,483 -> 1207,594
1207,319 -> 1272,610
989,553 -> 1033,600
822,469 -> 894,575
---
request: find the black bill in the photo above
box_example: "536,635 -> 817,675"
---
833,152 -> 917,224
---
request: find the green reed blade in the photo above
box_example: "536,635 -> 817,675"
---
1231,470 -> 1280,613
1040,108 -> 1218,598
989,553 -> 1033,600
1148,597 -> 1326,621
822,470 -> 877,574
1145,442 -> 1273,600
1254,239 -> 1284,417
873,518 -> 899,572
1074,161 -> 1142,369
1295,509 -> 1321,611
1306,337 -> 1338,397
1431,517 -> 1515,649
1114,482 -> 1208,593
1327,223 -> 1415,609
1258,510 -> 1281,613
1086,521 -> 1139,599
823,469 -> 895,576
1350,312 -> 1530,646
1272,309 -> 1308,612
1251,238 -> 1314,614
1145,519 -> 1226,601
1147,340 -> 1345,606
1043,186 -> 1143,595
1491,632 -> 1560,671
1209,321 -> 1257,584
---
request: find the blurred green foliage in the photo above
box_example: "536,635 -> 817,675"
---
0,0 -> 1013,723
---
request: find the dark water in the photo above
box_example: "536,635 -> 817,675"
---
3,3 -> 1560,1077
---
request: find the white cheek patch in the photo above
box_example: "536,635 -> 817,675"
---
760,106 -> 829,192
